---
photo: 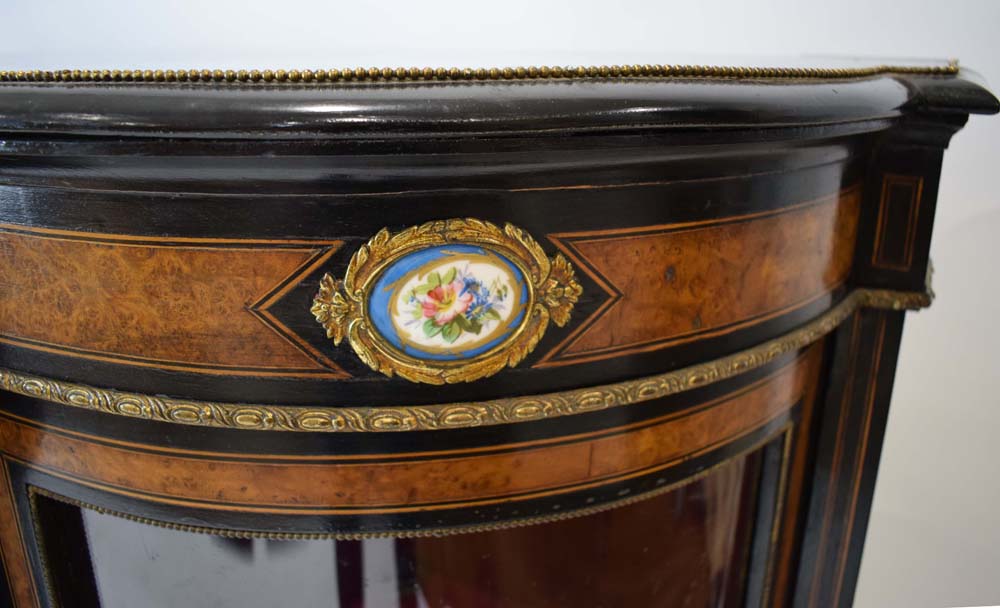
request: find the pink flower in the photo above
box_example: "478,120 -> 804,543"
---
421,280 -> 473,325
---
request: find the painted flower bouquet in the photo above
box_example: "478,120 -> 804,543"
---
406,266 -> 509,344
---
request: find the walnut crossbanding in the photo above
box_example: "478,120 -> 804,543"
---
0,286 -> 930,433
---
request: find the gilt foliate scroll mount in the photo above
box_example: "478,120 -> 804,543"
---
311,218 -> 582,384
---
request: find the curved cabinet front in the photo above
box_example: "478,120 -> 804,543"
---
0,70 -> 994,608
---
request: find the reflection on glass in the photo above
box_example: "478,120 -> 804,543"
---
80,454 -> 758,608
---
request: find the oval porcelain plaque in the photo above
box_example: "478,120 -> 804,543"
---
368,245 -> 528,361
311,219 -> 582,384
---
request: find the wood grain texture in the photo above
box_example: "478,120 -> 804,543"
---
0,461 -> 39,608
0,347 -> 819,515
538,187 -> 860,366
0,225 -> 344,377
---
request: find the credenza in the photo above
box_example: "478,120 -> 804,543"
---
0,62 -> 995,607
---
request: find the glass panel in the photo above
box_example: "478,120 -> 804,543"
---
82,520 -> 340,608
79,453 -> 759,608
399,452 -> 760,608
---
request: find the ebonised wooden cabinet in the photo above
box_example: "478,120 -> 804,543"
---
0,62 -> 995,608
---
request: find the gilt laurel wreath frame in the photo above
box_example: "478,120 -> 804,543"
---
311,218 -> 582,384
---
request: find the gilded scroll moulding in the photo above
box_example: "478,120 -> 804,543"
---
0,286 -> 930,433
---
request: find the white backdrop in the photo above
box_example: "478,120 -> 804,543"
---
1,1 -> 998,606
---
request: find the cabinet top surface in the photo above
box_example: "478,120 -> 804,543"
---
0,61 -> 995,139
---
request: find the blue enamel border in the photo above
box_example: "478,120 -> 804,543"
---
368,245 -> 528,361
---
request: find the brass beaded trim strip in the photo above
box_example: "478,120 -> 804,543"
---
0,61 -> 959,84
27,429 -> 777,540
0,286 -> 930,433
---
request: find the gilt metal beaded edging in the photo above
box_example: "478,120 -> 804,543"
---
0,61 -> 959,84
26,429 -> 776,541
0,286 -> 930,433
